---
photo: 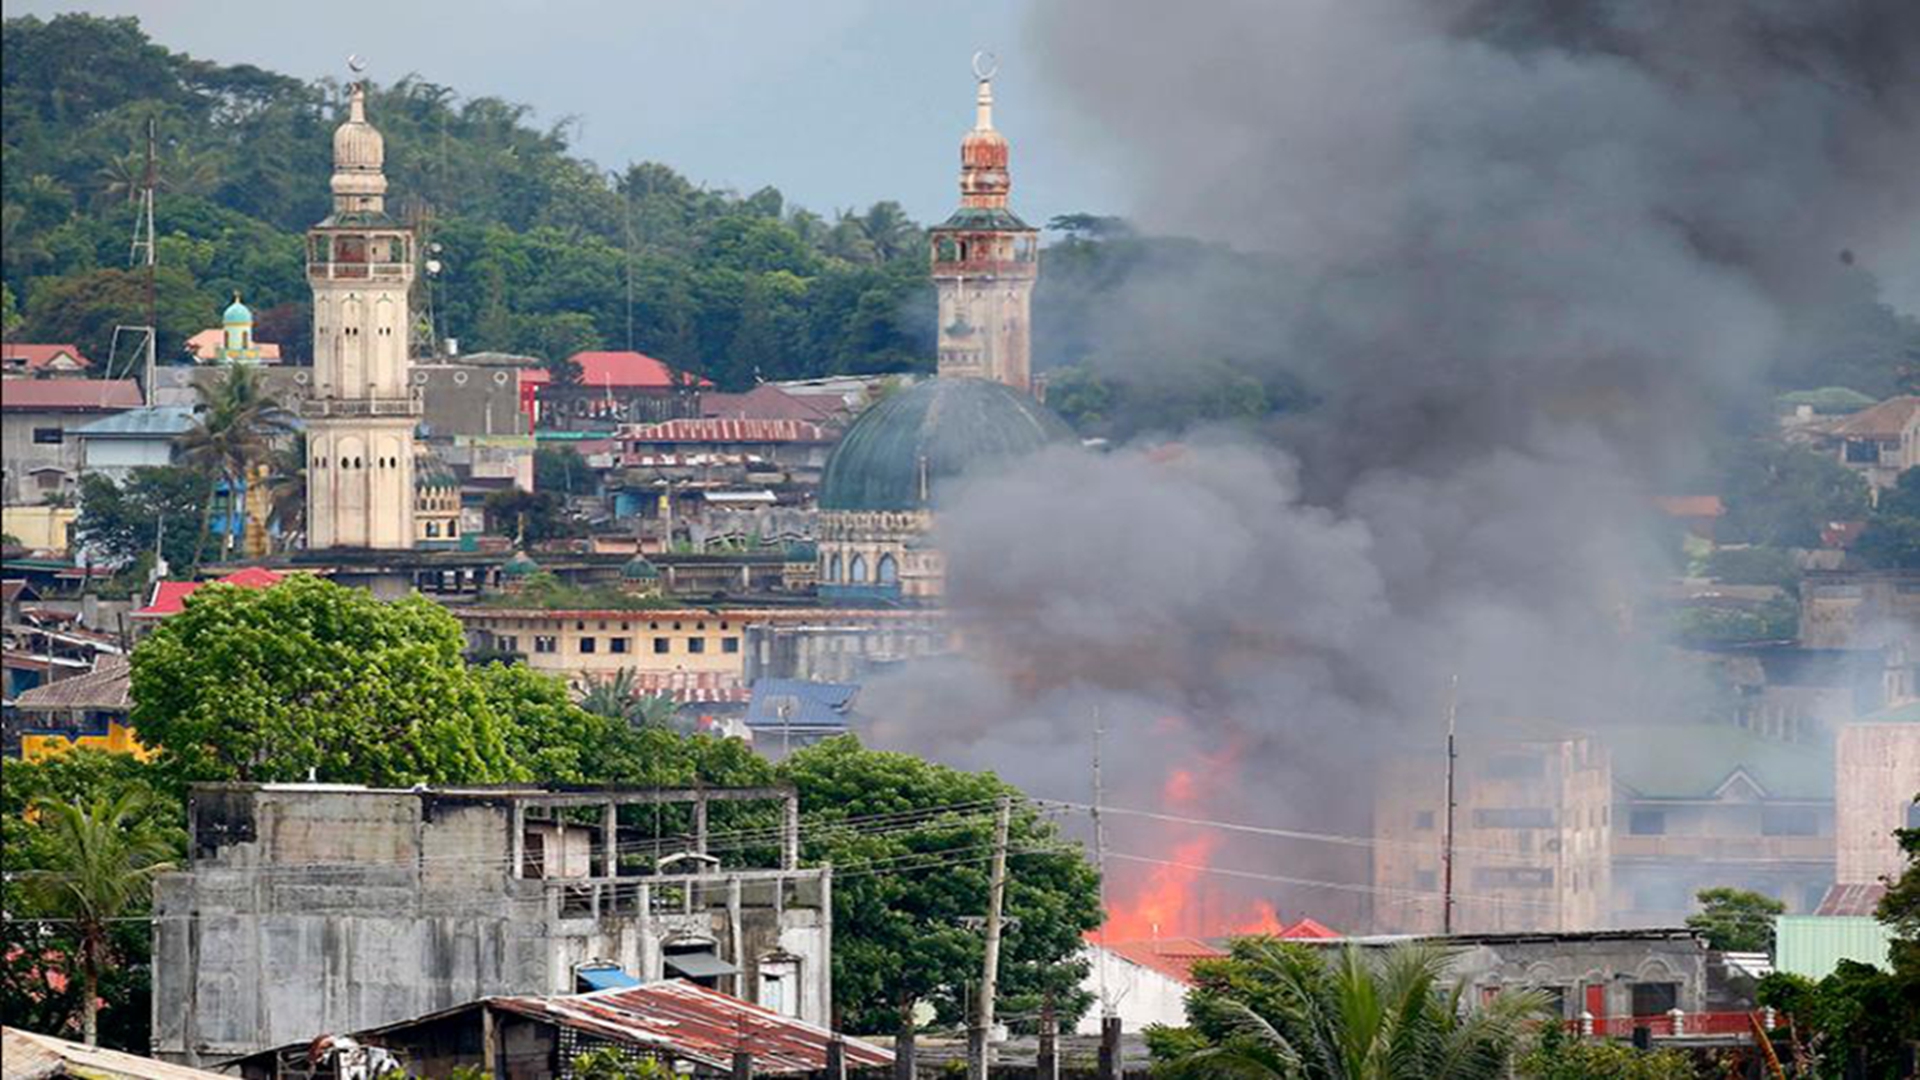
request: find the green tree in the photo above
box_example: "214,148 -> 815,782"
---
1717,442 -> 1871,548
1516,1023 -> 1701,1080
777,738 -> 1102,1036
20,264 -> 212,367
130,574 -> 521,787
71,465 -> 207,573
578,668 -> 678,730
1854,468 -> 1920,570
1685,887 -> 1785,953
566,1047 -> 673,1080
1151,938 -> 1548,1079
17,789 -> 184,1045
484,488 -> 576,543
535,445 -> 590,496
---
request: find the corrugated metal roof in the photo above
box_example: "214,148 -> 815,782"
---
1814,882 -> 1887,917
488,982 -> 893,1074
0,378 -> 143,412
70,405 -> 197,438
1775,915 -> 1893,979
3,1026 -> 231,1080
621,418 -> 834,445
744,679 -> 858,730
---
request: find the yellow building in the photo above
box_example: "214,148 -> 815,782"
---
12,655 -> 153,762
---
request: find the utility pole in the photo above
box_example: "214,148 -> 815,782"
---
969,795 -> 1013,1080
1442,673 -> 1459,935
1092,707 -> 1112,1018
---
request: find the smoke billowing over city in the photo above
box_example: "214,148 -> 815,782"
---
864,0 -> 1920,932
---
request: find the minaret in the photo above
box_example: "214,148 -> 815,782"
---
929,57 -> 1039,393
303,81 -> 418,550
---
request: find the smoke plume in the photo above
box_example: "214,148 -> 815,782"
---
864,1 -> 1920,931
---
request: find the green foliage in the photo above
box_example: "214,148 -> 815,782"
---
1154,938 -> 1549,1079
1717,442 -> 1870,548
72,465 -> 208,573
1855,469 -> 1920,570
778,737 -> 1102,1035
1516,1023 -> 1701,1080
22,265 -> 213,366
578,668 -> 680,731
566,1047 -> 673,1080
1670,596 -> 1799,646
483,489 -> 577,543
1701,546 -> 1800,591
1684,887 -> 1784,954
535,445 -> 592,496
130,574 -> 522,786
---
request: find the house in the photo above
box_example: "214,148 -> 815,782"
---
1077,937 -> 1226,1035
1802,395 -> 1920,490
227,982 -> 893,1079
8,653 -> 147,762
1774,884 -> 1895,980
699,384 -> 845,425
410,354 -> 544,439
1372,718 -> 1612,935
1607,724 -> 1834,922
3,1026 -> 232,1080
152,783 -> 832,1064
131,566 -> 286,621
1,378 -> 143,504
530,350 -> 709,432
743,678 -> 860,756
186,328 -> 282,364
0,343 -> 93,377
618,418 -> 837,487
72,405 -> 197,484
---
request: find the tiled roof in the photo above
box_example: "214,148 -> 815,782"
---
1824,395 -> 1920,439
1,343 -> 93,371
621,418 -> 834,445
133,567 -> 286,617
1097,937 -> 1227,985
628,670 -> 749,704
0,378 -> 142,412
13,655 -> 131,711
70,406 -> 197,438
529,350 -> 713,390
488,982 -> 893,1074
1814,882 -> 1886,917
1280,917 -> 1343,940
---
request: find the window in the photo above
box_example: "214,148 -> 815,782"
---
654,637 -> 670,654
1844,439 -> 1880,463
1472,808 -> 1554,829
1413,869 -> 1437,891
722,637 -> 740,654
425,522 -> 441,538
1538,986 -> 1570,1019
533,636 -> 558,654
610,637 -> 630,654
1413,810 -> 1435,831
1908,802 -> 1920,830
1761,806 -> 1819,837
35,471 -> 64,491
498,636 -> 519,654
688,637 -> 706,654
579,637 -> 597,654
1629,810 -> 1666,835
1472,867 -> 1554,888
1630,982 -> 1678,1017
31,427 -> 62,444
877,554 -> 898,585
850,555 -> 869,584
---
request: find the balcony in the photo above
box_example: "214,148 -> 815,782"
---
299,393 -> 423,419
1613,833 -> 1832,863
307,261 -> 412,283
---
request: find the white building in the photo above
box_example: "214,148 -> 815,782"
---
1076,938 -> 1225,1034
73,406 -> 196,484
302,82 -> 419,549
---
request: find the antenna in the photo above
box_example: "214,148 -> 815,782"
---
1092,705 -> 1111,1018
1442,673 -> 1459,935
123,117 -> 159,399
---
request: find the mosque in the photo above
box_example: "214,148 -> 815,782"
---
816,65 -> 1073,604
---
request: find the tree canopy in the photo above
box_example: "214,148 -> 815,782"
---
1684,887 -> 1785,954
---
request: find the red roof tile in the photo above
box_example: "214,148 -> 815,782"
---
488,981 -> 892,1074
1,343 -> 94,371
1652,495 -> 1724,519
1279,917 -> 1343,940
133,567 -> 286,617
1097,937 -> 1227,985
1,378 -> 142,412
1824,396 -> 1920,439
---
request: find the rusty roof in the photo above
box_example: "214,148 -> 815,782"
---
3,1026 -> 230,1080
1814,882 -> 1887,917
13,654 -> 131,711
621,417 -> 835,445
1822,395 -> 1920,439
1096,937 -> 1227,985
488,982 -> 892,1074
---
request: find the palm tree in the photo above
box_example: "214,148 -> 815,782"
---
20,792 -> 182,1045
1161,940 -> 1549,1080
266,432 -> 308,550
580,669 -> 680,731
857,201 -> 921,263
180,364 -> 292,565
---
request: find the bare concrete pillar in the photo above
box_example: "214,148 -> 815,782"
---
510,802 -> 525,879
1098,1015 -> 1121,1080
782,793 -> 800,870
695,795 -> 709,854
602,802 -> 618,878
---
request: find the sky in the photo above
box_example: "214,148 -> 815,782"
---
9,0 -> 1128,228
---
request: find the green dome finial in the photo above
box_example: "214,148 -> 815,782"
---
223,293 -> 253,325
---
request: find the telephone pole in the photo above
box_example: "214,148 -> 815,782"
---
1092,708 -> 1111,1018
1442,673 -> 1459,935
969,795 -> 1013,1080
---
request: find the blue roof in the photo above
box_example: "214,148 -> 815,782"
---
224,297 -> 252,324
577,965 -> 642,990
69,406 -> 197,439
744,678 -> 859,730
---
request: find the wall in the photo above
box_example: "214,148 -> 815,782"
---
0,505 -> 77,550
1774,915 -> 1895,979
80,437 -> 176,484
1430,932 -> 1711,1022
1,410 -> 94,503
1073,950 -> 1192,1035
1835,722 -> 1920,885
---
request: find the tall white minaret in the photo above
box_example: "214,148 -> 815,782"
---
929,57 -> 1039,393
304,81 -> 418,549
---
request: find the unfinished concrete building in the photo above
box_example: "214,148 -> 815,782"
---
152,784 -> 830,1066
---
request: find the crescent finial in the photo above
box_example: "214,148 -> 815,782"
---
972,50 -> 999,82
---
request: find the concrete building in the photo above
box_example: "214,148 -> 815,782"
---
1801,395 -> 1920,491
929,63 -> 1038,393
152,783 -> 831,1065
1607,724 -> 1834,922
302,82 -> 419,550
1075,938 -> 1225,1035
742,612 -> 950,685
529,351 -> 704,432
1,378 -> 143,504
1373,720 -> 1611,935
1835,699 -> 1920,887
72,405 -> 196,484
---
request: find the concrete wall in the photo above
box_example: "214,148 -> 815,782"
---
80,437 -> 176,484
2,409 -> 95,503
1074,950 -> 1192,1035
1432,932 -> 1712,1021
153,786 -> 831,1065
1836,722 -> 1920,884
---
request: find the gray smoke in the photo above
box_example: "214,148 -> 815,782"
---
863,0 -> 1920,928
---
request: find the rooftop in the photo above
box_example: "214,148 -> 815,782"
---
70,405 -> 197,439
1817,395 -> 1920,439
13,654 -> 131,711
1,378 -> 143,412
3,1026 -> 230,1080
744,678 -> 859,731
700,384 -> 845,423
133,567 -> 286,618
1609,723 -> 1833,800
523,350 -> 713,390
619,417 -> 834,445
1,343 -> 93,372
1096,937 -> 1227,985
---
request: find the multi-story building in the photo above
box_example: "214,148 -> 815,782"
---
1607,724 -> 1834,921
1373,720 -> 1611,934
1800,395 -> 1920,492
152,783 -> 830,1065
1835,699 -> 1920,887
1,378 -> 143,504
302,82 -> 420,549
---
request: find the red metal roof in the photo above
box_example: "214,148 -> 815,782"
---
1279,917 -> 1343,940
487,981 -> 892,1075
527,350 -> 714,390
1,378 -> 142,412
621,418 -> 833,446
133,567 -> 286,617
628,670 -> 750,704
1097,937 -> 1226,985
1,343 -> 94,371
1814,882 -> 1886,917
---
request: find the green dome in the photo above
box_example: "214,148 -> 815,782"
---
819,377 -> 1073,512
502,551 -> 540,577
223,295 -> 253,325
620,554 -> 660,580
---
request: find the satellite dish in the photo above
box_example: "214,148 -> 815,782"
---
971,50 -> 999,82
425,259 -> 443,274
347,54 -> 369,74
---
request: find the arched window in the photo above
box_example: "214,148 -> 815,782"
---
828,554 -> 842,582
849,555 -> 869,584
877,554 -> 898,585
